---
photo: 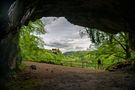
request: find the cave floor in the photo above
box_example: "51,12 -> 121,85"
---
6,61 -> 135,90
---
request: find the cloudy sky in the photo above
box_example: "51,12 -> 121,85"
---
40,17 -> 92,53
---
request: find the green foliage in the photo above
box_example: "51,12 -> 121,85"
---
63,51 -> 98,68
19,20 -> 65,65
63,30 -> 135,69
86,28 -> 112,45
19,19 -> 45,60
86,28 -> 134,59
19,20 -> 135,70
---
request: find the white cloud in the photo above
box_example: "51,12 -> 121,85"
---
41,17 -> 92,53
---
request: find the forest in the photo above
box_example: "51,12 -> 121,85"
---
18,19 -> 135,70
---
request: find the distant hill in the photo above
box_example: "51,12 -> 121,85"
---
63,50 -> 95,61
64,50 -> 91,57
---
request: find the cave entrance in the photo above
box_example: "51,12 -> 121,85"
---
19,16 -> 135,70
19,17 -> 94,66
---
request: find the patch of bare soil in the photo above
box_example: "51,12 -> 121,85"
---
7,61 -> 135,90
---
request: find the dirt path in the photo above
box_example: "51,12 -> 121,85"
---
8,61 -> 135,90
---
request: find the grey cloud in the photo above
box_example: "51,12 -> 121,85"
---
46,42 -> 70,48
75,47 -> 84,50
61,39 -> 74,42
41,17 -> 92,52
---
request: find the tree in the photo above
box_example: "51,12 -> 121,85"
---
112,32 -> 131,59
86,28 -> 132,59
19,19 -> 46,61
19,20 -> 65,65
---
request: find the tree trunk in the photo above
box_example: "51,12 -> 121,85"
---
125,44 -> 131,59
125,50 -> 131,59
125,51 -> 131,59
124,33 -> 131,59
0,32 -> 19,88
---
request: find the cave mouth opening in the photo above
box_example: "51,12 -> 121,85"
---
18,16 -> 96,65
